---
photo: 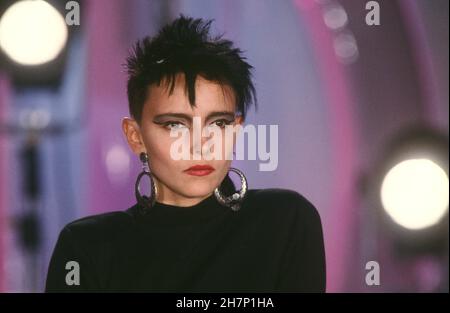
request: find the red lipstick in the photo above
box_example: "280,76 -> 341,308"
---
184,165 -> 215,176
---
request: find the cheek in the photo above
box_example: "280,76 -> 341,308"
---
141,127 -> 178,167
218,128 -> 236,160
212,158 -> 232,180
224,130 -> 236,159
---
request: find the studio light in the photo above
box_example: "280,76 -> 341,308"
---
381,158 -> 449,230
374,125 -> 449,247
0,0 -> 68,66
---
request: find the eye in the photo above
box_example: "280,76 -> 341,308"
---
211,119 -> 234,129
163,121 -> 188,130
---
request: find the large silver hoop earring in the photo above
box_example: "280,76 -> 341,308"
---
135,152 -> 157,213
214,167 -> 248,212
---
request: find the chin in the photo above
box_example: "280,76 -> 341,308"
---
176,180 -> 217,198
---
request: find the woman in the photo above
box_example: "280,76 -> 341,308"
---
45,15 -> 326,292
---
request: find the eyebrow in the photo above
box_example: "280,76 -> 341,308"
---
153,111 -> 236,122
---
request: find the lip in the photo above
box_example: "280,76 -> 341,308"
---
184,165 -> 215,176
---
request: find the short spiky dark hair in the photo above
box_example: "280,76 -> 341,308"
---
125,15 -> 257,123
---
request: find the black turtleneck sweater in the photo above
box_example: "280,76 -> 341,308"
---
45,188 -> 326,292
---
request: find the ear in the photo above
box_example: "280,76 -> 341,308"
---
121,117 -> 146,155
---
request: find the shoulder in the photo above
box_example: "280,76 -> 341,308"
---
245,188 -> 322,224
247,188 -> 319,212
58,204 -> 140,247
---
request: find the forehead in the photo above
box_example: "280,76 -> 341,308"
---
143,74 -> 236,116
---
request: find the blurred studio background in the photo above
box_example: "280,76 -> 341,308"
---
0,0 -> 448,292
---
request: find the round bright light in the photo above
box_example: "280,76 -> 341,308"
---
0,0 -> 68,65
381,159 -> 449,230
323,5 -> 348,30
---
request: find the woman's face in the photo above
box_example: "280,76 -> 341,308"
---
122,74 -> 243,206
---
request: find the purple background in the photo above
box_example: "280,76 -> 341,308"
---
0,0 -> 448,292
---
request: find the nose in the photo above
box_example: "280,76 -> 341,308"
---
189,119 -> 214,159
190,117 -> 202,159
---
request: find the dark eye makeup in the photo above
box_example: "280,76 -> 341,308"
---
211,118 -> 235,128
153,116 -> 235,130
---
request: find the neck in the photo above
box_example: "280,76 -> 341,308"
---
155,180 -> 213,207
